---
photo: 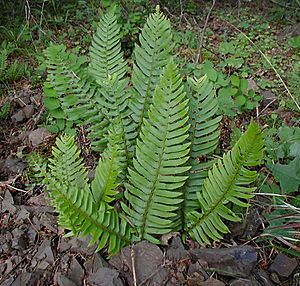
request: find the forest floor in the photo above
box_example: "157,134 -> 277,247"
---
0,1 -> 300,285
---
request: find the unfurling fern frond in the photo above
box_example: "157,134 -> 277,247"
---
186,121 -> 264,244
123,62 -> 191,243
181,75 -> 222,224
89,9 -> 127,82
45,135 -> 131,255
130,6 -> 173,141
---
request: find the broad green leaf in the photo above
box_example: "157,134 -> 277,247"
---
269,156 -> 300,194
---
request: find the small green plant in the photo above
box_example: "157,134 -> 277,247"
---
0,102 -> 11,119
0,41 -> 31,82
288,35 -> 300,50
33,8 -> 264,256
193,61 -> 261,117
259,124 -> 300,250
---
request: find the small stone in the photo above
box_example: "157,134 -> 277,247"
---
33,239 -> 55,268
187,272 -> 206,286
0,157 -> 26,175
58,238 -> 71,253
269,253 -> 298,277
188,261 -> 208,279
69,236 -> 97,255
1,190 -> 16,213
190,246 -> 257,278
28,193 -> 51,206
88,268 -> 124,286
40,213 -> 57,233
15,206 -> 30,223
11,109 -> 25,122
23,104 -> 35,118
84,253 -> 108,274
56,272 -> 78,286
110,241 -> 169,286
67,256 -> 84,285
10,271 -> 32,286
28,128 -> 51,147
166,236 -> 190,260
11,228 -> 27,250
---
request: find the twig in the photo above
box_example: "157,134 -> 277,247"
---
195,0 -> 216,64
256,98 -> 277,117
131,245 -> 138,286
224,20 -> 300,112
6,184 -> 28,193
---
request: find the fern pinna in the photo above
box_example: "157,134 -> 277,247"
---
37,7 -> 264,256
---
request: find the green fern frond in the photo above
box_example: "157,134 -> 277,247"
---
186,121 -> 264,244
45,135 -> 131,255
89,10 -> 127,82
181,75 -> 222,221
123,61 -> 191,243
130,7 -> 173,140
91,122 -> 125,206
44,43 -> 90,123
86,75 -> 133,160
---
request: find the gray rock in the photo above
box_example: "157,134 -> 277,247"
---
11,271 -> 32,286
28,193 -> 51,206
187,272 -> 206,286
39,213 -> 57,233
88,267 -> 124,286
15,206 -> 30,223
1,190 -> 16,214
69,236 -> 97,255
23,104 -> 35,118
166,236 -> 190,260
0,157 -> 26,175
269,253 -> 298,277
28,128 -> 51,147
84,253 -> 108,274
32,239 -> 55,269
110,241 -> 169,286
189,245 -> 257,278
188,261 -> 209,279
11,228 -> 27,250
67,256 -> 84,285
11,109 -> 25,122
56,272 -> 78,286
58,237 -> 71,253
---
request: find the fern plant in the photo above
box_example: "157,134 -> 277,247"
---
35,7 -> 264,256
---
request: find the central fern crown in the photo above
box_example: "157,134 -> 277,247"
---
34,7 -> 264,256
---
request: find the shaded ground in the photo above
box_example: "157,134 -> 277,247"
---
1,1 -> 300,285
